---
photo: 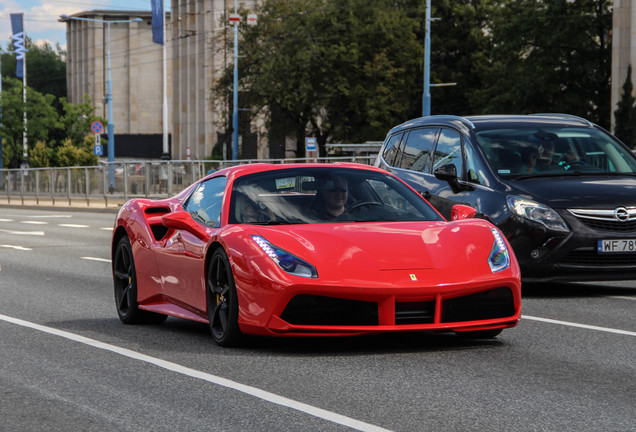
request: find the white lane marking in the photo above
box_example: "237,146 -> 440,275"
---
0,314 -> 392,432
21,221 -> 48,225
58,224 -> 89,228
0,228 -> 44,236
30,215 -> 72,218
101,227 -> 113,231
609,296 -> 636,301
0,244 -> 32,251
81,257 -> 111,263
523,315 -> 636,337
0,218 -> 15,222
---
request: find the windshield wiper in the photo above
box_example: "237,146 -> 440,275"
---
511,173 -> 574,180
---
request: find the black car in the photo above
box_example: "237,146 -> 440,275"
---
375,114 -> 636,282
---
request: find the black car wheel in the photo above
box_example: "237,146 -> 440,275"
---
113,235 -> 166,324
207,248 -> 242,346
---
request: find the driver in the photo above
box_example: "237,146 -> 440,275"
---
521,141 -> 556,173
312,175 -> 350,219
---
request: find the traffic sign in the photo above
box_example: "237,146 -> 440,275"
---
94,145 -> 103,156
305,137 -> 317,152
95,134 -> 101,146
247,14 -> 257,26
229,14 -> 241,25
91,120 -> 104,134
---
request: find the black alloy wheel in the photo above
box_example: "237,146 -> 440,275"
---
207,248 -> 242,346
113,235 -> 166,324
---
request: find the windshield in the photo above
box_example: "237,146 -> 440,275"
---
475,127 -> 636,179
229,167 -> 443,224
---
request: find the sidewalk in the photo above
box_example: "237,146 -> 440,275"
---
0,196 -> 122,213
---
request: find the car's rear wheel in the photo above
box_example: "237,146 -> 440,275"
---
207,248 -> 242,347
455,329 -> 503,339
113,235 -> 167,324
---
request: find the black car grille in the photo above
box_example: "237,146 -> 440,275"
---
561,250 -> 636,266
395,301 -> 435,324
576,218 -> 636,233
281,295 -> 378,326
441,288 -> 515,323
281,289 -> 515,327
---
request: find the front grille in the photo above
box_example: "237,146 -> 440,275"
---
441,288 -> 515,323
281,295 -> 378,326
561,250 -> 636,266
568,207 -> 636,233
576,218 -> 636,233
395,301 -> 435,324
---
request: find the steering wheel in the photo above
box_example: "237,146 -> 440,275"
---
349,201 -> 385,211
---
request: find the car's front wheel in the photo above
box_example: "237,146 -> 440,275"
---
207,248 -> 242,346
113,235 -> 166,324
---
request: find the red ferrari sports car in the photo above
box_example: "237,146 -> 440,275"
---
112,163 -> 521,346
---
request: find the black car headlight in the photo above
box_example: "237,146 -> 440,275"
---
507,196 -> 569,232
252,235 -> 318,278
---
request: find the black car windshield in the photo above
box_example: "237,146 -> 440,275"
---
475,127 -> 636,179
229,167 -> 443,224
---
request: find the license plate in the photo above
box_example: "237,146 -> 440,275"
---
597,239 -> 636,253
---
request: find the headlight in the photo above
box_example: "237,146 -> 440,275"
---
252,235 -> 317,278
488,228 -> 511,273
506,196 -> 569,232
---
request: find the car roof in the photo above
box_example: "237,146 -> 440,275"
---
386,114 -> 596,136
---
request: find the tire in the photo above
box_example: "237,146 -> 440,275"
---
207,248 -> 242,347
113,235 -> 167,325
455,329 -> 503,339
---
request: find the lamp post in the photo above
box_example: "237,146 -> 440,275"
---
232,0 -> 239,160
60,14 -> 142,192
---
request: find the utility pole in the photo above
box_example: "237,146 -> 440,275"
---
422,0 -> 431,117
232,0 -> 239,160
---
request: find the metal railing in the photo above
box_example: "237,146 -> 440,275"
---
0,156 -> 377,207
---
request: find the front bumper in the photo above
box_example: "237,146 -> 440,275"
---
240,281 -> 521,337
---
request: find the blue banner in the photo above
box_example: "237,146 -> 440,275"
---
10,13 -> 25,78
151,0 -> 164,45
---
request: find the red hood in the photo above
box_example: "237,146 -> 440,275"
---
249,220 -> 504,282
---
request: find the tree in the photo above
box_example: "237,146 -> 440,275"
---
2,37 -> 66,107
0,77 -> 59,168
473,0 -> 612,128
217,0 -> 424,156
51,95 -> 104,164
30,140 -> 51,168
57,137 -> 97,167
428,0 -> 496,115
614,65 -> 636,149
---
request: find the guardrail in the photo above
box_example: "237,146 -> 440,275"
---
0,156 -> 377,207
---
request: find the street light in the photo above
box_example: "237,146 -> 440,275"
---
60,14 -> 143,192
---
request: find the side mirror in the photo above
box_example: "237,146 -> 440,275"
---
162,211 -> 210,241
433,163 -> 462,193
451,204 -> 477,221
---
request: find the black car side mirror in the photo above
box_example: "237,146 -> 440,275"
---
433,163 -> 462,193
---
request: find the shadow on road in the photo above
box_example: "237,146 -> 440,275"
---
48,315 -> 510,357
